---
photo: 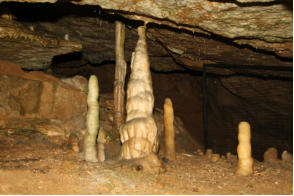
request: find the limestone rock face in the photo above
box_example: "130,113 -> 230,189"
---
77,0 -> 291,57
0,16 -> 82,70
0,1 -> 290,73
3,0 -> 290,56
0,61 -> 87,139
0,3 -> 291,73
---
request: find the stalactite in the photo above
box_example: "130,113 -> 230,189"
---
84,75 -> 99,162
113,21 -> 127,132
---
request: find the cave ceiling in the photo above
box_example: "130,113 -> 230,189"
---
0,0 -> 292,73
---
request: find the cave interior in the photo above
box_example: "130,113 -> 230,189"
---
0,1 -> 292,195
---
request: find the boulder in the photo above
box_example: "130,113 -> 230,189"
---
263,147 -> 279,163
0,61 -> 87,140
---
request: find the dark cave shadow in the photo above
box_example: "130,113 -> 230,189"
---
52,52 -> 83,65
1,2 -> 143,28
205,67 -> 293,81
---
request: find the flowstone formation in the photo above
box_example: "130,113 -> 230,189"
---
119,25 -> 159,162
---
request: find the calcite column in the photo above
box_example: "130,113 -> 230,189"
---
113,21 -> 127,132
119,25 -> 158,159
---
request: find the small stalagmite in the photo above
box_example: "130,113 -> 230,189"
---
197,149 -> 204,156
281,150 -> 293,163
263,147 -> 278,163
84,75 -> 99,162
226,152 -> 232,159
68,133 -> 80,152
236,121 -> 254,176
206,149 -> 213,159
97,128 -> 106,162
164,97 -> 176,161
211,154 -> 220,162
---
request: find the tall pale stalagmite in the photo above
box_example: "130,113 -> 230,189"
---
119,25 -> 158,159
164,97 -> 175,161
236,121 -> 254,176
113,21 -> 127,131
84,75 -> 99,162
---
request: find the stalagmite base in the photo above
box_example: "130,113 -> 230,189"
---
236,121 -> 254,176
84,75 -> 99,162
164,97 -> 176,161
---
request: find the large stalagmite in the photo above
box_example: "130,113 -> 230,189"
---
119,25 -> 158,160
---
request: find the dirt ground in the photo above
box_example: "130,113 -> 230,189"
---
0,129 -> 292,195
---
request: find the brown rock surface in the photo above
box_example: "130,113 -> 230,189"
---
0,16 -> 82,70
0,61 -> 87,138
3,0 -> 290,57
79,0 -> 292,58
0,3 -> 291,73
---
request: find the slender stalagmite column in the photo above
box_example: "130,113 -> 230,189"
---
113,21 -> 127,132
119,24 -> 158,160
84,75 -> 99,162
236,121 -> 254,175
97,128 -> 106,162
164,97 -> 176,161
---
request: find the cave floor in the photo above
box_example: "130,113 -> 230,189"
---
0,130 -> 292,195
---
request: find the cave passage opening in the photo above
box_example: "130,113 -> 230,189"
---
202,63 -> 293,161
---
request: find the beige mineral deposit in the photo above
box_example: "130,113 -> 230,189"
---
236,121 -> 254,176
164,97 -> 176,161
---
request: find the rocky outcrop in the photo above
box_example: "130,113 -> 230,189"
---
24,10 -> 291,72
2,0 -> 290,57
0,61 -> 87,139
0,14 -> 82,70
0,3 -> 291,73
81,0 -> 293,58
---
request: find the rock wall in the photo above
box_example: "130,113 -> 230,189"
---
205,68 -> 292,160
0,61 -> 87,139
